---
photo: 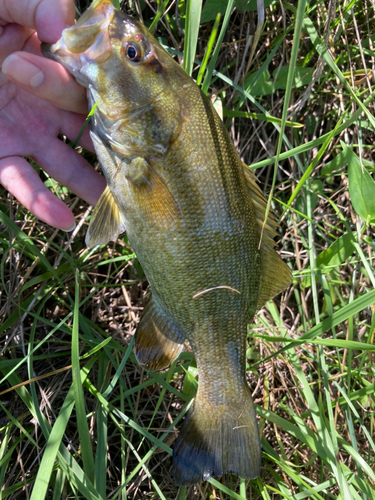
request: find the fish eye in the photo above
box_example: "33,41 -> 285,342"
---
125,42 -> 142,62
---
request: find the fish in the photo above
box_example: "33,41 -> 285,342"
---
42,0 -> 291,486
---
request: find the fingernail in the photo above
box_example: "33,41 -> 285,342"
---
61,222 -> 77,233
2,54 -> 45,88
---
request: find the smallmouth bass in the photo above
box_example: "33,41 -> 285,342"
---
43,0 -> 291,486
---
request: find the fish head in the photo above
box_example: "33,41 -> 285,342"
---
42,0 -> 188,152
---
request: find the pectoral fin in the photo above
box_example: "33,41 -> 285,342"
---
134,294 -> 185,371
86,185 -> 126,247
126,157 -> 181,227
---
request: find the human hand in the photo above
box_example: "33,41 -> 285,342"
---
0,0 -> 106,231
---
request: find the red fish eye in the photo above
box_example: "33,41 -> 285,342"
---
126,42 -> 142,62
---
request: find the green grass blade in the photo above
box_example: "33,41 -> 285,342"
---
148,0 -> 170,32
303,15 -> 375,129
262,0 -> 307,240
94,353 -> 109,498
253,288 -> 375,366
72,270 -> 95,483
249,92 -> 374,170
223,109 -> 303,128
196,12 -> 221,85
183,0 -> 202,77
201,0 -> 236,94
287,114 -> 345,207
29,386 -> 75,500
52,469 -> 65,500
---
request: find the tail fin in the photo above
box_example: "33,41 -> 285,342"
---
173,390 -> 261,486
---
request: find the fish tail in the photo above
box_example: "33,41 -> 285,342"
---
173,389 -> 261,486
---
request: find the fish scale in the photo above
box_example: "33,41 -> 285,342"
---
42,0 -> 292,486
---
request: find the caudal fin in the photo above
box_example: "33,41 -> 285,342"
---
173,391 -> 261,486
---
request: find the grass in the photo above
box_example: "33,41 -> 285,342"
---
1,0 -> 375,498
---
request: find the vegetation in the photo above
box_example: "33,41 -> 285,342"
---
1,0 -> 374,498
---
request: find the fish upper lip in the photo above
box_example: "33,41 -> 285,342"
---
41,36 -> 84,72
41,2 -> 115,78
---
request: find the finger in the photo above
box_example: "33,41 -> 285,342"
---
35,0 -> 75,43
2,51 -> 88,114
0,23 -> 34,64
33,137 -> 106,207
0,0 -> 75,43
0,156 -> 76,230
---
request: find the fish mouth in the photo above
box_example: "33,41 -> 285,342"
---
41,0 -> 115,86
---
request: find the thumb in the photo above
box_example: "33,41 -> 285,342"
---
2,49 -> 88,114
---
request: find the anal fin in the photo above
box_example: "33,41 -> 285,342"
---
86,185 -> 126,247
134,294 -> 185,371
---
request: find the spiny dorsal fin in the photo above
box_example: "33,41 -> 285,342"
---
86,185 -> 126,247
243,165 -> 292,309
134,293 -> 185,371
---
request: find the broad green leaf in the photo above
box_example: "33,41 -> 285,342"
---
244,69 -> 274,96
321,149 -> 347,176
362,33 -> 375,49
345,144 -> 375,223
305,113 -> 317,135
299,238 -> 348,296
200,0 -> 227,23
235,0 -> 275,11
182,365 -> 198,399
316,232 -> 356,269
357,120 -> 375,132
273,66 -> 314,89
201,0 -> 274,22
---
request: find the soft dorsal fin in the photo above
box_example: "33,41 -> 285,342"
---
86,185 -> 126,247
243,166 -> 292,310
